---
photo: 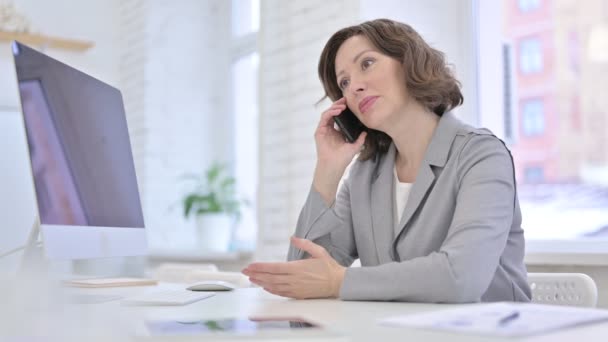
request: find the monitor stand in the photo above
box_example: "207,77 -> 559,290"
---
0,217 -> 43,268
18,217 -> 73,277
11,218 -> 110,304
19,216 -> 48,276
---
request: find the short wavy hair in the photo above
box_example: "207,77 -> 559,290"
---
318,18 -> 464,161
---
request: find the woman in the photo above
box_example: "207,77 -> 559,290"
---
242,18 -> 531,303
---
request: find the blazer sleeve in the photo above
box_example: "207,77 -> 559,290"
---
340,134 -> 516,303
287,172 -> 358,267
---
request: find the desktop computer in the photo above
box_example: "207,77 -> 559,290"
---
11,41 -> 147,262
5,42 -> 232,306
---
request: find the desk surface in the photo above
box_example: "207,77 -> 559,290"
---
48,285 -> 608,341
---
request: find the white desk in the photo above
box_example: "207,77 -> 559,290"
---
39,285 -> 608,341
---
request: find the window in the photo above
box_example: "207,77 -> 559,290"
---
518,0 -> 541,12
231,0 -> 259,251
519,38 -> 543,74
232,53 -> 259,251
478,1 -> 608,249
521,99 -> 544,136
524,166 -> 544,183
232,0 -> 260,37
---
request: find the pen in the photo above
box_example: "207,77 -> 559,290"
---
497,311 -> 520,326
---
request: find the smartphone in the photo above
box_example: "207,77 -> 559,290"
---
333,107 -> 367,143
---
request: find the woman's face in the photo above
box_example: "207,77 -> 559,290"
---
334,35 -> 411,131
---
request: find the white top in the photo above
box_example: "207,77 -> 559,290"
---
340,160 -> 412,223
394,166 -> 413,224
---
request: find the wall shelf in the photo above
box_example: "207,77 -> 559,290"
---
0,30 -> 93,51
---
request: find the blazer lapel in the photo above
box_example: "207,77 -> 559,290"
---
393,112 -> 462,240
371,144 -> 397,263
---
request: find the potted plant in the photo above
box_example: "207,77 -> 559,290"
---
180,162 -> 245,253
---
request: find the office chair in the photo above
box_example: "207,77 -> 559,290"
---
527,273 -> 598,307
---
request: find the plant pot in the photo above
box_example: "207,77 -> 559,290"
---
195,213 -> 234,253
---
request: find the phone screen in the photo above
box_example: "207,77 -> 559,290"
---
333,107 -> 366,143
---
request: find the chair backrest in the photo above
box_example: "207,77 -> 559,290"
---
527,272 -> 598,307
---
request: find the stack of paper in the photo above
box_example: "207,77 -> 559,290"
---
379,302 -> 608,337
63,277 -> 157,288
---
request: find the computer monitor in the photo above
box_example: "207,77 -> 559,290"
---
12,41 -> 147,260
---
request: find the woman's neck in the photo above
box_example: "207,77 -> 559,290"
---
387,105 -> 439,182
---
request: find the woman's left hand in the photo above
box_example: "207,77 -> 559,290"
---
242,237 -> 346,299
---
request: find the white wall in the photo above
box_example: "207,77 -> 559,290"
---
0,0 -> 121,106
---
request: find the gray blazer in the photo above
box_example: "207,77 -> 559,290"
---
287,113 -> 531,303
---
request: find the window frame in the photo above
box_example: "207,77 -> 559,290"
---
229,1 -> 259,251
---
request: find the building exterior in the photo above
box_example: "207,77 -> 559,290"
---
505,0 -> 608,185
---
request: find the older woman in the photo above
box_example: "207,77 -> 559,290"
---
243,18 -> 531,303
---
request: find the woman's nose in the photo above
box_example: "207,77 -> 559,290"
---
349,76 -> 366,95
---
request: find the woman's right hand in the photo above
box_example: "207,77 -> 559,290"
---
313,97 -> 367,205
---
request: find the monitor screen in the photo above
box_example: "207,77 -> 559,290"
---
12,41 -> 146,259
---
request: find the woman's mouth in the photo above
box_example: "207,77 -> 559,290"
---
359,96 -> 378,114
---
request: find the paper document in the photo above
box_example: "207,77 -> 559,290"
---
379,302 -> 608,337
63,277 -> 157,288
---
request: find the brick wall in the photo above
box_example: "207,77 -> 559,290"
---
256,0 -> 360,261
119,0 -> 233,249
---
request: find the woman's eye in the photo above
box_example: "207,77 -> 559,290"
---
339,79 -> 349,90
362,58 -> 374,69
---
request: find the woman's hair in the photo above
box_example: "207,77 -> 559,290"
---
318,18 -> 464,161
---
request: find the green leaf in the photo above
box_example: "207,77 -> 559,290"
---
206,163 -> 222,185
177,161 -> 248,223
220,177 -> 235,190
204,320 -> 224,331
183,193 -> 197,218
